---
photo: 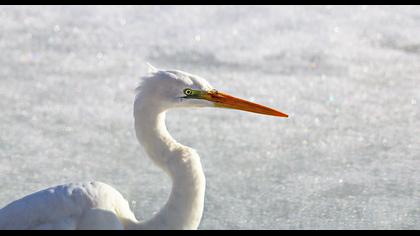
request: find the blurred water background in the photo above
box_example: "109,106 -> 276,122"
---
0,5 -> 419,229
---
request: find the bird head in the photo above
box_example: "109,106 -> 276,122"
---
135,65 -> 288,118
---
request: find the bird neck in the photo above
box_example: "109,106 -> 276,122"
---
131,101 -> 205,229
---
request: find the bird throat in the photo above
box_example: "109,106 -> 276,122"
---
133,103 -> 206,229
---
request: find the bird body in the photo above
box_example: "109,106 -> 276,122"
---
0,66 -> 287,230
0,181 -> 136,230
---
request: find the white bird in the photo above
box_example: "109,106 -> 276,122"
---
0,65 -> 288,230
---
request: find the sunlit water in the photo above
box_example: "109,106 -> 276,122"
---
0,5 -> 419,229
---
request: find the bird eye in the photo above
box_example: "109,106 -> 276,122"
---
184,88 -> 193,96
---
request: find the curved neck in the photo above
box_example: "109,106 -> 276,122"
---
130,100 -> 205,230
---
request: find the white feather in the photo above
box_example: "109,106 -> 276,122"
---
0,69 -> 211,230
0,181 -> 136,229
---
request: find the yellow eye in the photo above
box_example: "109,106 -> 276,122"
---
184,88 -> 193,96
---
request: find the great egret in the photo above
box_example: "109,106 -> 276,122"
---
0,66 -> 288,230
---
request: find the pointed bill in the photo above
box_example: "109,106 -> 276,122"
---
202,90 -> 288,118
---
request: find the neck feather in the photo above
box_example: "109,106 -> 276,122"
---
130,99 -> 205,229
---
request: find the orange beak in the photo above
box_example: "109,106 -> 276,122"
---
202,90 -> 288,118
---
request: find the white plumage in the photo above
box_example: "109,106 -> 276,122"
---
0,181 -> 136,229
0,66 -> 287,230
